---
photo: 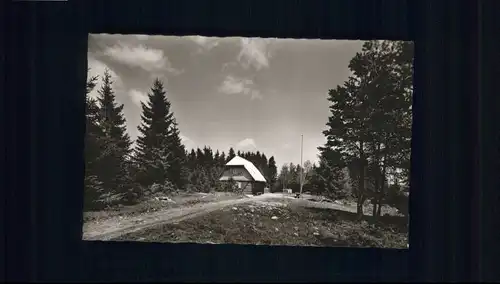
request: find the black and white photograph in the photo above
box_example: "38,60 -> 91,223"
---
83,34 -> 413,249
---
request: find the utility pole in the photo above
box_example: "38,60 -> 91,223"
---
299,134 -> 304,197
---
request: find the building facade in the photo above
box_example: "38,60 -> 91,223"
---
219,156 -> 267,195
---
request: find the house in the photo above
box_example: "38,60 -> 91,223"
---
219,156 -> 267,195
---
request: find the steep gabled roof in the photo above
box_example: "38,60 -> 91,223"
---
225,156 -> 267,183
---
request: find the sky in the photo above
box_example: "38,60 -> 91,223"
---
87,34 -> 363,169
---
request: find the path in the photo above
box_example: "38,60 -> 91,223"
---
83,193 -> 276,241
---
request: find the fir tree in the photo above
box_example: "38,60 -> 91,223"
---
227,147 -> 236,161
134,78 -> 175,187
84,72 -> 105,210
96,69 -> 133,201
166,120 -> 188,189
267,156 -> 278,188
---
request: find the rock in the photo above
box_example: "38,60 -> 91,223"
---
232,207 -> 238,211
271,216 -> 278,220
275,227 -> 279,232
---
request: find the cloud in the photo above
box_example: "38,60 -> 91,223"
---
180,134 -> 196,150
128,89 -> 148,106
237,138 -> 257,150
187,35 -> 219,52
218,75 -> 262,100
101,42 -> 183,75
87,55 -> 124,100
237,38 -> 273,70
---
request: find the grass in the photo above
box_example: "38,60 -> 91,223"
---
113,201 -> 408,248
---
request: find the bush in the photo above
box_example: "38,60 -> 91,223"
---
145,180 -> 177,196
94,191 -> 127,210
216,178 -> 240,193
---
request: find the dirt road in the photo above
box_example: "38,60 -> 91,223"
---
83,193 -> 277,241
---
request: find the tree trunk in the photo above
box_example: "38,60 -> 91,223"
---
357,195 -> 364,217
377,146 -> 388,218
372,142 -> 381,219
357,140 -> 366,219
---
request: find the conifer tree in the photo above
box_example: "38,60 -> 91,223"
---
84,72 -> 105,209
267,156 -> 278,188
227,148 -> 236,161
165,120 -> 188,190
134,78 -> 175,188
96,69 -> 133,202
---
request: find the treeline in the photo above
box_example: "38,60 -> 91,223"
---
84,70 -> 278,211
183,146 -> 277,193
278,40 -> 413,219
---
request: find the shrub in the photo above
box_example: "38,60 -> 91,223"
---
146,180 -> 177,196
216,178 -> 240,193
94,191 -> 127,210
385,185 -> 409,217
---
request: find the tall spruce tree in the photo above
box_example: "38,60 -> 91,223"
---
134,78 -> 176,188
84,72 -> 105,209
166,120 -> 188,190
219,152 -> 226,165
96,69 -> 133,202
267,156 -> 278,188
227,148 -> 236,161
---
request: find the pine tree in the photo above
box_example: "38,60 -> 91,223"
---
320,40 -> 413,217
98,69 -> 132,154
228,148 -> 236,161
219,152 -> 226,165
165,120 -> 188,190
188,149 -> 197,169
267,156 -> 278,188
134,78 -> 176,188
214,150 -> 220,165
84,72 -> 106,210
196,148 -> 204,163
96,69 -> 133,202
315,147 -> 347,199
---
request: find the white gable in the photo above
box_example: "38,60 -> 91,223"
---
223,156 -> 267,183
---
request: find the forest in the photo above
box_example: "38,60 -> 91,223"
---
84,39 -> 412,221
275,40 -> 413,218
84,72 -> 278,211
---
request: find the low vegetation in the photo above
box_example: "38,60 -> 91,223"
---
113,200 -> 407,248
